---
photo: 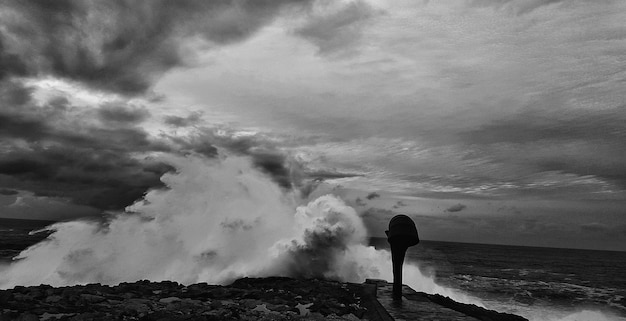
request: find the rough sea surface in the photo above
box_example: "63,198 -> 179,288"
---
0,218 -> 52,264
371,238 -> 626,321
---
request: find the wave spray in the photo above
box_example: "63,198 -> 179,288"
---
2,154 -> 622,320
0,154 -> 463,299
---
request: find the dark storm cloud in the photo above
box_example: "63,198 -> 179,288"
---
445,203 -> 467,213
366,192 -> 380,200
0,109 -> 162,153
463,108 -> 626,145
533,153 -> 626,189
246,151 -> 294,189
295,1 -> 382,55
184,129 -> 302,190
0,145 -> 175,210
163,112 -> 202,127
0,188 -> 19,196
462,108 -> 626,188
98,104 -> 150,124
0,0 -> 314,94
0,112 -> 49,140
0,80 -> 33,107
177,129 -> 362,193
0,85 -> 177,210
165,134 -> 219,159
1,82 -> 165,152
163,128 -> 307,191
0,0 -> 361,212
0,38 -> 27,81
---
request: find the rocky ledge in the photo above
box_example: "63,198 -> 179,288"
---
0,277 -> 527,321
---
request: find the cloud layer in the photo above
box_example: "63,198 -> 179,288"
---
0,80 -> 174,211
178,0 -> 626,200
0,0 -> 625,250
0,0 -> 339,216
0,0 -> 314,94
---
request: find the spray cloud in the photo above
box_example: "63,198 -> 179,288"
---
0,153 -> 469,302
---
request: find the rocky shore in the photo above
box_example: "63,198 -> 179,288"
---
0,277 -> 528,320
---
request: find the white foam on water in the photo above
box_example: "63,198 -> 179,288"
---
530,309 -> 624,321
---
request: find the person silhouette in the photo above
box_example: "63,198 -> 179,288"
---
385,214 -> 419,300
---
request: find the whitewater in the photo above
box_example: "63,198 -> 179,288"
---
0,154 -> 620,321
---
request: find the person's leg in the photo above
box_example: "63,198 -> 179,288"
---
390,242 -> 408,300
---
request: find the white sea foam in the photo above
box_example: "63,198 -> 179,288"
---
530,309 -> 623,321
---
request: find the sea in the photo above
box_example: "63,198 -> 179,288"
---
370,237 -> 626,321
1,218 -> 625,321
0,218 -> 53,264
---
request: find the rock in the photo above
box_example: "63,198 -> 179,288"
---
266,303 -> 292,312
427,293 -> 529,321
342,313 -> 362,321
0,292 -> 12,305
68,312 -> 109,320
252,304 -> 280,315
15,313 -> 38,321
181,298 -> 202,306
121,300 -> 151,316
40,312 -> 76,321
158,296 -> 181,304
0,311 -> 19,321
44,295 -> 62,303
296,302 -> 314,316
242,299 -> 263,308
12,293 -> 32,302
0,277 -> 529,321
79,293 -> 106,303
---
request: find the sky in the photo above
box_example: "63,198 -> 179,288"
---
0,0 -> 625,251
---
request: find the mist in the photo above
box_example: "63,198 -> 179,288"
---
0,153 -> 467,301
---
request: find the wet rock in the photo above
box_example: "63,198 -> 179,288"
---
158,296 -> 181,304
0,277 -> 528,320
79,294 -> 106,303
15,313 -> 38,321
427,293 -> 528,321
45,295 -> 62,303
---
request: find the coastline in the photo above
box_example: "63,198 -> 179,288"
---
0,277 -> 528,320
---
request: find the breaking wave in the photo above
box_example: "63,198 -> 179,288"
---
0,155 -> 468,300
0,154 -> 620,321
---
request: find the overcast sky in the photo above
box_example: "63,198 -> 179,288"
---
1,0 -> 625,251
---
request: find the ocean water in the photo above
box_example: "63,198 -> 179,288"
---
0,214 -> 626,321
0,218 -> 52,263
371,238 -> 626,320
3,218 -> 624,320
